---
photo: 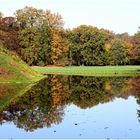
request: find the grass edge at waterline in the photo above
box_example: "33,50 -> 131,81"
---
32,66 -> 140,77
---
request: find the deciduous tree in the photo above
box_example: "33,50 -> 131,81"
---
15,7 -> 52,65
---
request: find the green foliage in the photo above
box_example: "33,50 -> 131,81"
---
68,25 -> 111,66
108,39 -> 130,65
15,7 -> 51,66
19,25 -> 52,66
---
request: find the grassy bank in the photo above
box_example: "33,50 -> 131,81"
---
0,45 -> 44,83
33,66 -> 140,77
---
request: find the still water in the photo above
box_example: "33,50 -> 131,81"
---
0,75 -> 140,139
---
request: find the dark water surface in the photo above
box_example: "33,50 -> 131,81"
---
0,75 -> 140,139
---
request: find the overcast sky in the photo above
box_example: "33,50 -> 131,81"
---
0,0 -> 140,35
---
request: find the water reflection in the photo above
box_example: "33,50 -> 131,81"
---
0,83 -> 31,112
0,76 -> 140,132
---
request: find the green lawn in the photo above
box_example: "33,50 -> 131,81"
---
33,66 -> 140,77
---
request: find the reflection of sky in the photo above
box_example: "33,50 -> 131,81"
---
0,96 -> 140,139
0,0 -> 140,35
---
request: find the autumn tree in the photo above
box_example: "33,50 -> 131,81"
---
51,29 -> 68,65
15,6 -> 67,66
44,10 -> 68,65
131,27 -> 140,64
0,17 -> 20,55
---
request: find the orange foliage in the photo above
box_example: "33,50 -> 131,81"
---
50,75 -> 62,109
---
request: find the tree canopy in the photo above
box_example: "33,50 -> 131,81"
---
0,7 -> 140,66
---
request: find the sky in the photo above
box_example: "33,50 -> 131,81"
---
0,0 -> 140,35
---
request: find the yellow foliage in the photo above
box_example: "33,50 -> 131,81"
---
50,76 -> 62,110
51,29 -> 67,65
105,82 -> 112,91
104,43 -> 111,51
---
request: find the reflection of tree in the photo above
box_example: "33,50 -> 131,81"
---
131,77 -> 140,122
69,76 -> 138,109
1,76 -> 140,131
69,76 -> 108,108
0,77 -> 65,132
106,77 -> 133,99
69,76 -> 140,123
50,75 -> 63,109
0,83 -> 29,112
137,96 -> 140,122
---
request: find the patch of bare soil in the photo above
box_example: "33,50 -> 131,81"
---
0,67 -> 7,75
0,67 -> 13,80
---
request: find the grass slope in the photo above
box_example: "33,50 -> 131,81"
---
33,66 -> 140,77
0,45 -> 42,82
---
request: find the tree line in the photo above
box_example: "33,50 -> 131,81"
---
0,6 -> 140,66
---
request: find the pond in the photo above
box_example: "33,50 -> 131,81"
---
0,75 -> 140,139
